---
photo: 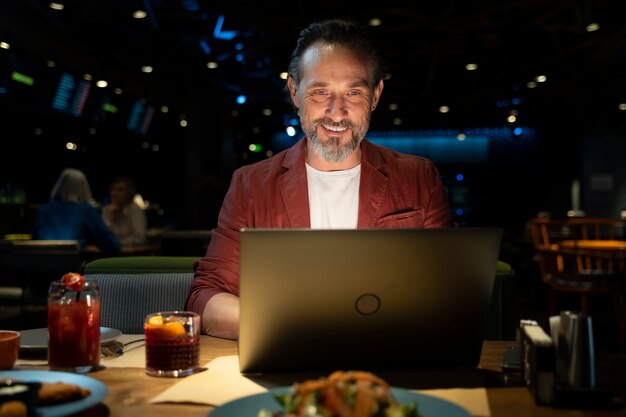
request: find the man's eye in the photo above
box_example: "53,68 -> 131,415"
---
347,90 -> 362,96
312,90 -> 328,96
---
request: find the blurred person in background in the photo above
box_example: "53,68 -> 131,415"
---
102,175 -> 147,247
33,168 -> 121,255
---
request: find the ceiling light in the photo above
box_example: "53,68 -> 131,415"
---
141,66 -> 153,73
133,10 -> 147,19
207,62 -> 218,69
0,42 -> 9,50
96,80 -> 107,88
465,63 -> 478,71
439,106 -> 450,113
49,3 -> 64,11
535,75 -> 547,83
368,18 -> 382,27
618,103 -> 626,111
388,103 -> 399,111
279,72 -> 288,80
585,23 -> 600,32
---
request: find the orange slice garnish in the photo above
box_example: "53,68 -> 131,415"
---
146,316 -> 186,338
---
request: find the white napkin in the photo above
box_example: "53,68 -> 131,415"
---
149,356 -> 266,405
417,388 -> 491,416
150,355 -> 491,416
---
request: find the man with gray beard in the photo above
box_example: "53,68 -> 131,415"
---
186,19 -> 453,340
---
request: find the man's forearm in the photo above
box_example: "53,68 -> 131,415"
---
202,292 -> 240,340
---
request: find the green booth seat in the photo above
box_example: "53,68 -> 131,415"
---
485,260 -> 517,341
83,256 -> 517,340
82,256 -> 199,334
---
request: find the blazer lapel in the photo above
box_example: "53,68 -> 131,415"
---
279,139 -> 311,228
358,140 -> 389,228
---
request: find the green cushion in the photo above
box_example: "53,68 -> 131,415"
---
496,260 -> 514,277
486,260 -> 517,340
83,256 -> 198,274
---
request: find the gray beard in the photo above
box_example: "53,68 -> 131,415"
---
304,120 -> 368,163
308,134 -> 359,163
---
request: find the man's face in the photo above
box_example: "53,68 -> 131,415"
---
289,43 -> 383,163
110,182 -> 131,205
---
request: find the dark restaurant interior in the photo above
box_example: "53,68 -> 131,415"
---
2,0 -> 626,415
2,0 -> 626,385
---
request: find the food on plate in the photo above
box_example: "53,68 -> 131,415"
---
0,400 -> 27,417
37,381 -> 91,405
0,381 -> 39,417
258,370 -> 422,417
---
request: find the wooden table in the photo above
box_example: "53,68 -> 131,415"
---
559,240 -> 626,251
17,337 -> 626,417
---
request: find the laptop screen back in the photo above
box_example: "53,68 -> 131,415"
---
238,227 -> 503,374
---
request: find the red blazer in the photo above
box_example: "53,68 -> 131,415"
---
186,138 -> 453,316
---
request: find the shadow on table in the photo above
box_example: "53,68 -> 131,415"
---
247,367 -> 523,390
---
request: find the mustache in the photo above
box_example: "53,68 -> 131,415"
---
315,118 -> 353,129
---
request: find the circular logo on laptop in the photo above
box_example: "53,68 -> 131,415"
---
355,293 -> 380,315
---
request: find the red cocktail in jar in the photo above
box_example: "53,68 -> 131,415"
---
144,311 -> 200,377
47,278 -> 100,373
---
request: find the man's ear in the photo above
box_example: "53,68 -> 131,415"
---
287,76 -> 299,108
371,79 -> 384,110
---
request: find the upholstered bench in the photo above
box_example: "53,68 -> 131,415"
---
485,260 -> 517,340
83,256 -> 198,334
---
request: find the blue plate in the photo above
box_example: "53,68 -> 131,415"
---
0,370 -> 108,417
209,386 -> 471,417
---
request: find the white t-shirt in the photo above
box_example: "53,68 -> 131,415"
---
306,163 -> 361,229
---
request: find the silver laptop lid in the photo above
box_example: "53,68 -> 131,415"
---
239,227 -> 503,374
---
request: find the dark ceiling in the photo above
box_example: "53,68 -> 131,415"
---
1,0 -> 626,133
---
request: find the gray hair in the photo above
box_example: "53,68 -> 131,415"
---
284,19 -> 386,106
50,168 -> 94,203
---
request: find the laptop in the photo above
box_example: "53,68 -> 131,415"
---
238,227 -> 503,374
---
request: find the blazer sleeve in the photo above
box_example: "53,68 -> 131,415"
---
186,169 -> 245,318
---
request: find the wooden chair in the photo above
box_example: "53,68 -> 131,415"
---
528,217 -> 624,345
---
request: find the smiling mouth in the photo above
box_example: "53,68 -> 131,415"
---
322,123 -> 349,133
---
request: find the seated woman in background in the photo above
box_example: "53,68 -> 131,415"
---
34,168 -> 121,255
101,176 -> 147,247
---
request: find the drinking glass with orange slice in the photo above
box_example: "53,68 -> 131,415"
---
144,311 -> 200,377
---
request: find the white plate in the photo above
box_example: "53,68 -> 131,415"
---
19,327 -> 122,350
0,370 -> 108,417
209,386 -> 471,417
